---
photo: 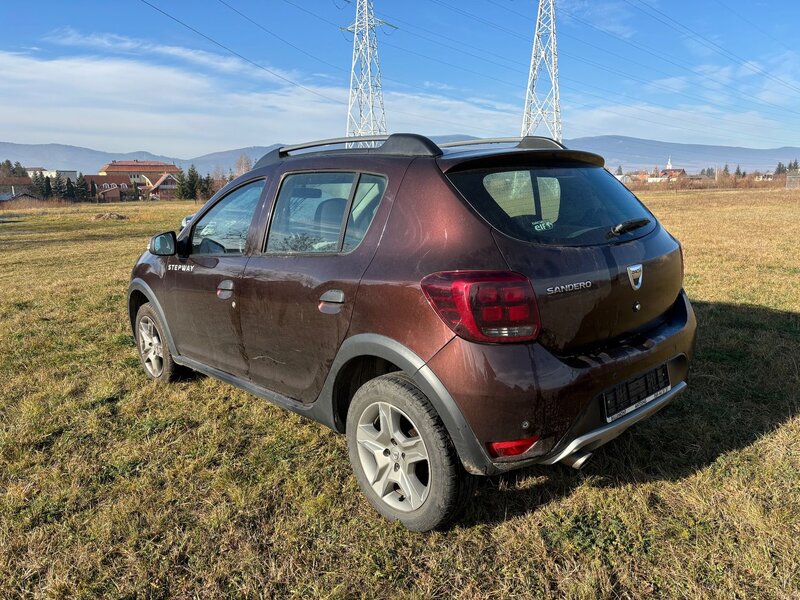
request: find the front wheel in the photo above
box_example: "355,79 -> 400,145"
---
346,374 -> 475,531
135,303 -> 178,382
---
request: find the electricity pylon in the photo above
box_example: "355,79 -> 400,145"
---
346,0 -> 391,140
521,0 -> 562,142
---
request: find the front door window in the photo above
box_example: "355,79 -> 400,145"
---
191,179 -> 265,255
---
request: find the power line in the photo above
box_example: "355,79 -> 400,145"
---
138,0 -> 342,103
463,0 -> 800,122
141,0 -> 797,147
215,0 -> 345,73
293,0 -> 800,138
138,0 -> 507,135
377,2 -> 797,145
285,0 -> 797,145
383,4 -> 789,135
709,0 -> 795,54
380,3 -> 800,145
621,0 -> 800,95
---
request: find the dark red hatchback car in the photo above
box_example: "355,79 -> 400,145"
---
129,134 -> 696,531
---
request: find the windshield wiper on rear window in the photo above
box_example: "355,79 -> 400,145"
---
609,218 -> 651,237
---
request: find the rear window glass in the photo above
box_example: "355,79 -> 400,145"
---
448,165 -> 655,246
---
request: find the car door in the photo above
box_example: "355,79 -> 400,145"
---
239,171 -> 389,403
166,178 -> 267,376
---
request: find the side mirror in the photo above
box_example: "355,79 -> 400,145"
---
149,231 -> 177,256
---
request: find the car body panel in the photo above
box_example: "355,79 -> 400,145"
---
238,156 -> 413,402
348,158 -> 509,364
164,254 -> 250,376
492,225 -> 683,353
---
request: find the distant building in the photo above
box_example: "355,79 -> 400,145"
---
23,167 -> 78,181
642,157 -> 687,182
148,173 -> 179,200
24,166 -> 47,178
98,160 -> 180,188
661,168 -> 687,180
628,171 -> 650,183
0,192 -> 38,203
84,175 -> 130,202
0,176 -> 34,198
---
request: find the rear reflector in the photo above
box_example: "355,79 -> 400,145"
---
421,271 -> 541,343
487,436 -> 540,458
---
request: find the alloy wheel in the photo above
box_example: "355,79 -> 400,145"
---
138,316 -> 164,377
355,401 -> 431,512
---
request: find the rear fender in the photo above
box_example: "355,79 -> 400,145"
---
316,333 -> 493,475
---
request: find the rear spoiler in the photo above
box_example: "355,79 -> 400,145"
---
437,149 -> 605,173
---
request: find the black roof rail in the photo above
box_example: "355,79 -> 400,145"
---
254,133 -> 442,168
439,136 -> 567,150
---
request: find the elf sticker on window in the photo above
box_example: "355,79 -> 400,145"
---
533,220 -> 554,232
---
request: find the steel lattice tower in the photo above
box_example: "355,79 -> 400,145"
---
346,0 -> 387,139
521,0 -> 562,141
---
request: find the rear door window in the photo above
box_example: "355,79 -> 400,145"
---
266,172 -> 386,253
448,165 -> 655,246
343,174 -> 386,251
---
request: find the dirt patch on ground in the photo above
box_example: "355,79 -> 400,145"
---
90,212 -> 129,221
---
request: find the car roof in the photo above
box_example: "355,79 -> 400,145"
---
252,134 -> 605,172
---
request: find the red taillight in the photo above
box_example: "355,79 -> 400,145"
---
421,271 -> 541,343
487,436 -> 540,458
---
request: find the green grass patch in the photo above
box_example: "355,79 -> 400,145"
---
0,195 -> 799,598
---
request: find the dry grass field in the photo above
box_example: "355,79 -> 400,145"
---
0,189 -> 798,598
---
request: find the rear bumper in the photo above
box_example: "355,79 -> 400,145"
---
536,380 -> 686,465
425,290 -> 697,475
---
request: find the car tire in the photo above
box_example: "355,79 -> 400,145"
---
346,373 -> 476,532
135,303 -> 178,382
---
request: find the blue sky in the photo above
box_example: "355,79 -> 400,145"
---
2,0 -> 798,157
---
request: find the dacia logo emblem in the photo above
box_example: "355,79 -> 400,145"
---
627,264 -> 643,291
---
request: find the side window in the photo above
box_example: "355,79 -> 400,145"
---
191,179 -> 265,255
483,171 -> 536,218
266,172 -> 356,253
343,174 -> 387,252
266,172 -> 387,254
482,172 -> 560,225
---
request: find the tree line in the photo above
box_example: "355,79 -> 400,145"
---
0,160 -> 26,177
174,165 -> 217,201
774,159 -> 799,176
697,159 -> 799,179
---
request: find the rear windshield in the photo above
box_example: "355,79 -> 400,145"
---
447,164 -> 656,246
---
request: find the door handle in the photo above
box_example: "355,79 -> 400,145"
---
217,279 -> 234,300
319,289 -> 345,315
319,289 -> 345,304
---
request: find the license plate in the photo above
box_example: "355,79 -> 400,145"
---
604,364 -> 671,423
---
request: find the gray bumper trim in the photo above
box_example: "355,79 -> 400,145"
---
538,380 -> 687,465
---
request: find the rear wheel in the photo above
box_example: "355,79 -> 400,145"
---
135,303 -> 178,382
346,374 -> 475,531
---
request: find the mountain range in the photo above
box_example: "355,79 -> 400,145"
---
1,135 -> 797,176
